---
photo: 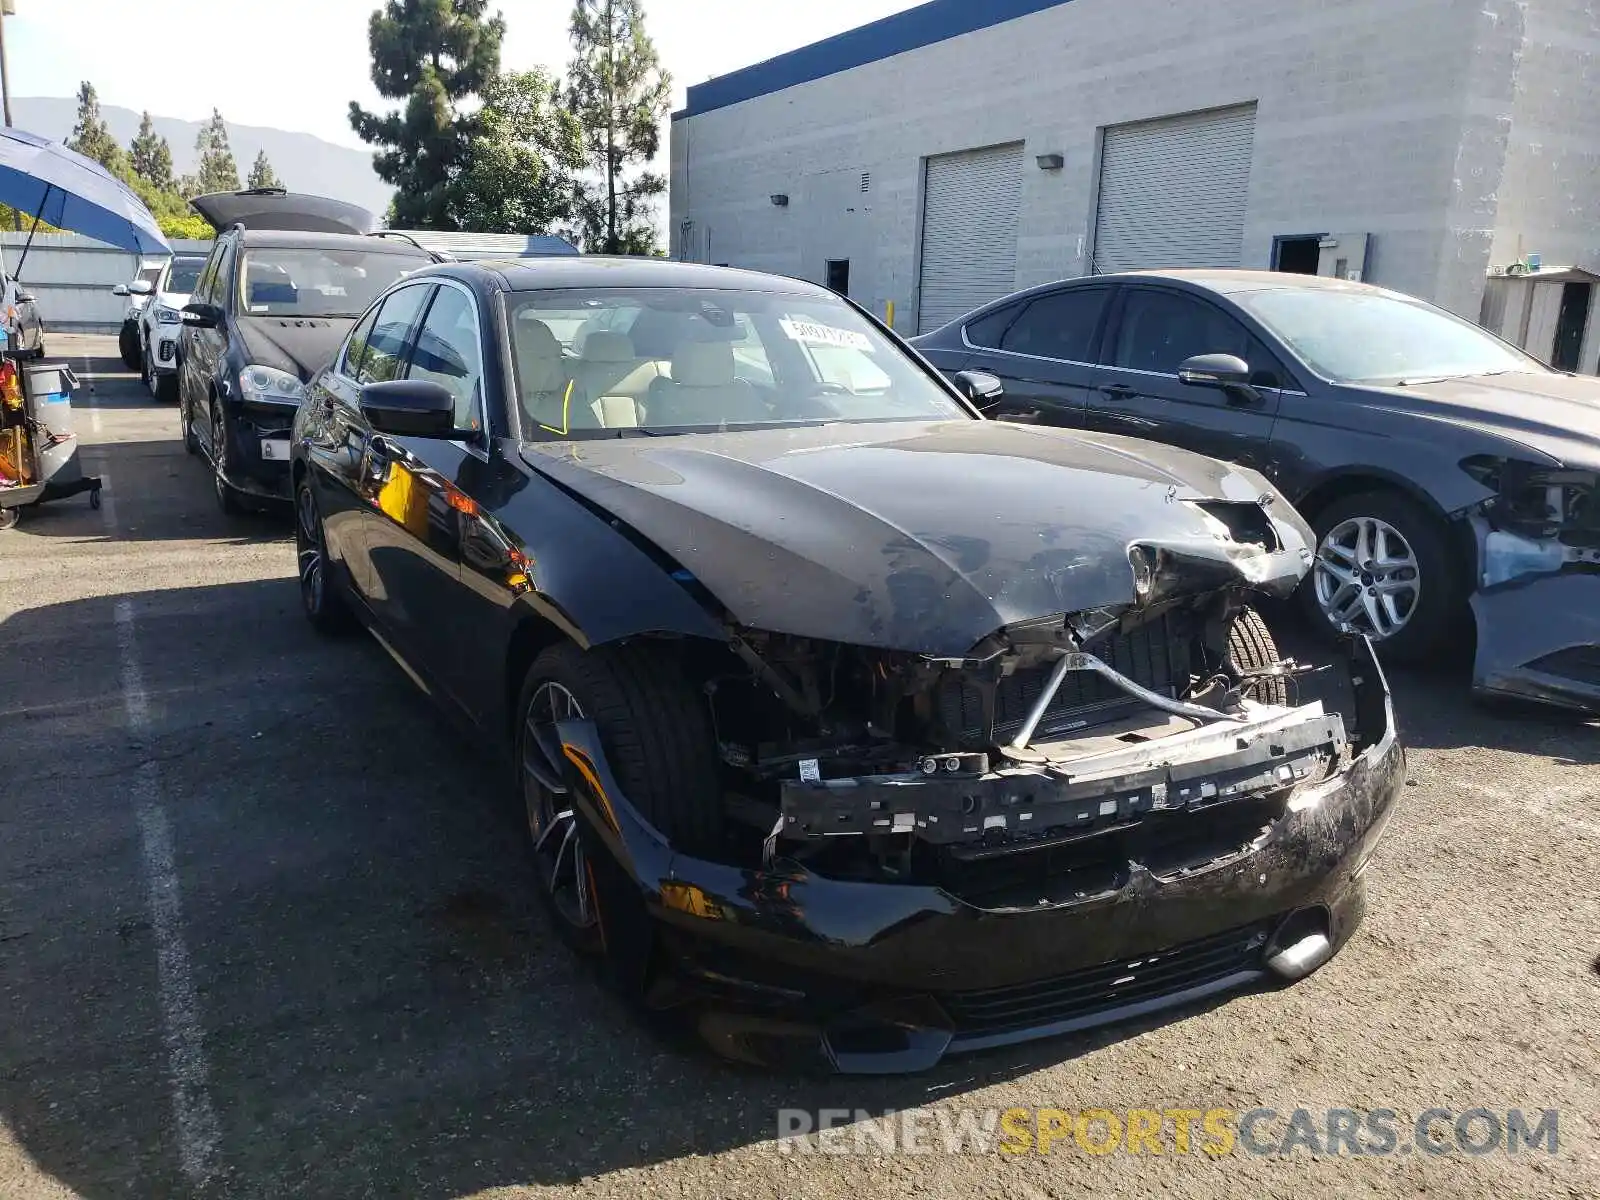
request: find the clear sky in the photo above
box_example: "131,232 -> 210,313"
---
5,0 -> 926,147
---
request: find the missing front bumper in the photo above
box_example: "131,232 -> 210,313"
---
1471,573 -> 1600,713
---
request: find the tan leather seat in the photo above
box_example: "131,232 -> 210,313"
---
646,341 -> 766,427
573,331 -> 663,413
512,317 -> 586,431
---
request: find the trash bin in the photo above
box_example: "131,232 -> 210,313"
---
24,361 -> 99,507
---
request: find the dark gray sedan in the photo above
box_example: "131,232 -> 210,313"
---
912,270 -> 1600,712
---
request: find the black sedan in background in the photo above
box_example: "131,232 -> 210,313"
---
289,257 -> 1402,1073
913,271 -> 1600,712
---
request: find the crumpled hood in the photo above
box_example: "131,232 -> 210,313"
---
1368,370 -> 1600,468
523,420 -> 1314,655
234,315 -> 353,382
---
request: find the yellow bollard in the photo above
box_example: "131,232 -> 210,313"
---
886,300 -> 896,330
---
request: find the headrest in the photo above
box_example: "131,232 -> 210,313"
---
512,318 -> 564,393
579,331 -> 635,363
672,340 -> 735,387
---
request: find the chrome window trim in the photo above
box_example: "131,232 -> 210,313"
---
419,275 -> 493,462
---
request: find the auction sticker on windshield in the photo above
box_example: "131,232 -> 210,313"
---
780,317 -> 873,352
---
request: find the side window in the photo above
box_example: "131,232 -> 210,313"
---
1000,289 -> 1110,362
1110,289 -> 1288,385
340,303 -> 382,380
209,241 -> 236,311
192,242 -> 223,305
358,284 -> 432,386
405,286 -> 484,432
964,301 -> 1024,349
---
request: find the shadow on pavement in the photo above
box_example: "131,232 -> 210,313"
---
1,579 -> 1246,1199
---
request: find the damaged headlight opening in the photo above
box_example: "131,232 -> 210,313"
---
1461,454 -> 1600,587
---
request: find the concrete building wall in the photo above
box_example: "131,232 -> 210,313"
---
672,0 -> 1593,331
0,235 -> 213,332
1487,0 -> 1600,274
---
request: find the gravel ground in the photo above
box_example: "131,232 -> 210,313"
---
1,335 -> 1596,1200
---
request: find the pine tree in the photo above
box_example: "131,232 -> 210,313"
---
349,0 -> 506,229
453,70 -> 583,234
67,81 -> 125,173
247,150 -> 282,190
565,0 -> 671,254
128,111 -> 176,192
193,109 -> 240,195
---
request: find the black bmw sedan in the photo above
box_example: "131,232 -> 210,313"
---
290,257 -> 1403,1073
912,271 -> 1600,713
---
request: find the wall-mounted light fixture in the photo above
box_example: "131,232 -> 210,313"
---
770,193 -> 790,207
1035,153 -> 1065,171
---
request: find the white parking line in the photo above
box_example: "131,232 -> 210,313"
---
114,595 -> 221,1184
82,354 -> 100,435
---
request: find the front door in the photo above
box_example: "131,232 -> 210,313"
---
961,286 -> 1112,426
1084,286 -> 1283,473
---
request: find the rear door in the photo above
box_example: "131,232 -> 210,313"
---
1084,286 -> 1285,473
959,286 -> 1112,426
191,238 -> 235,456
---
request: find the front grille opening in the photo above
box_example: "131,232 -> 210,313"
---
939,612 -> 1195,745
939,920 -> 1272,1036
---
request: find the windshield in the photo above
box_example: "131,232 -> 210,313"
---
237,248 -> 421,318
166,258 -> 205,295
1236,286 -> 1544,384
508,287 -> 965,437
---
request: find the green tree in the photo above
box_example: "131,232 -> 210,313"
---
452,70 -> 583,234
565,0 -> 670,254
192,109 -> 240,195
247,150 -> 282,190
67,81 -> 125,173
349,0 -> 506,229
128,111 -> 176,192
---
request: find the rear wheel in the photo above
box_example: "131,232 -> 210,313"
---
515,641 -> 723,954
1301,490 -> 1460,664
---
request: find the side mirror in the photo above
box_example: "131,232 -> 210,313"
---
361,379 -> 455,438
127,280 -> 154,296
15,292 -> 34,305
112,284 -> 129,297
181,302 -> 223,329
952,369 -> 1004,410
1178,353 -> 1261,405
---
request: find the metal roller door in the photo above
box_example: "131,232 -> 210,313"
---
917,143 -> 1023,333
1092,104 -> 1258,274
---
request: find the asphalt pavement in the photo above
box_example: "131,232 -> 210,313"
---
0,334 -> 1596,1199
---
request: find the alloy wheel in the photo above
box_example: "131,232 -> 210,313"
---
1312,515 -> 1421,640
520,682 -> 597,932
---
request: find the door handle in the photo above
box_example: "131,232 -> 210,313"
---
1098,383 -> 1138,400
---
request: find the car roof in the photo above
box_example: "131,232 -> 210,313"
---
1108,268 -> 1387,297
233,228 -> 434,258
420,255 -> 841,298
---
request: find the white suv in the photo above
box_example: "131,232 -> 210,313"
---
137,254 -> 207,402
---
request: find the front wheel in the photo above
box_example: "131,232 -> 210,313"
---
295,480 -> 355,634
154,371 -> 178,404
118,321 -> 141,370
515,641 -> 723,954
210,402 -> 244,515
1301,490 -> 1462,664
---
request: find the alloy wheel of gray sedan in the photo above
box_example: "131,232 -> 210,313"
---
521,682 -> 597,933
1312,515 -> 1422,640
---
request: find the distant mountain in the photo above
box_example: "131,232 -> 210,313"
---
13,97 -> 393,218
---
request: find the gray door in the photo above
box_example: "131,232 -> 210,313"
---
917,143 -> 1023,333
1092,104 -> 1258,274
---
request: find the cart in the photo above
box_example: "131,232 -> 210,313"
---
0,358 -> 100,531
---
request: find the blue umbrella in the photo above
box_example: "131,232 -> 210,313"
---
0,127 -> 169,268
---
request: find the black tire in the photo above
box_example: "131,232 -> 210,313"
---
1300,489 -> 1461,664
118,321 -> 141,370
515,641 -> 722,952
210,402 -> 244,515
1226,607 -> 1289,706
154,371 -> 178,404
180,396 -> 200,455
295,480 -> 356,635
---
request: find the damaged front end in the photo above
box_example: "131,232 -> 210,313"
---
556,566 -> 1404,1073
1461,456 -> 1600,711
